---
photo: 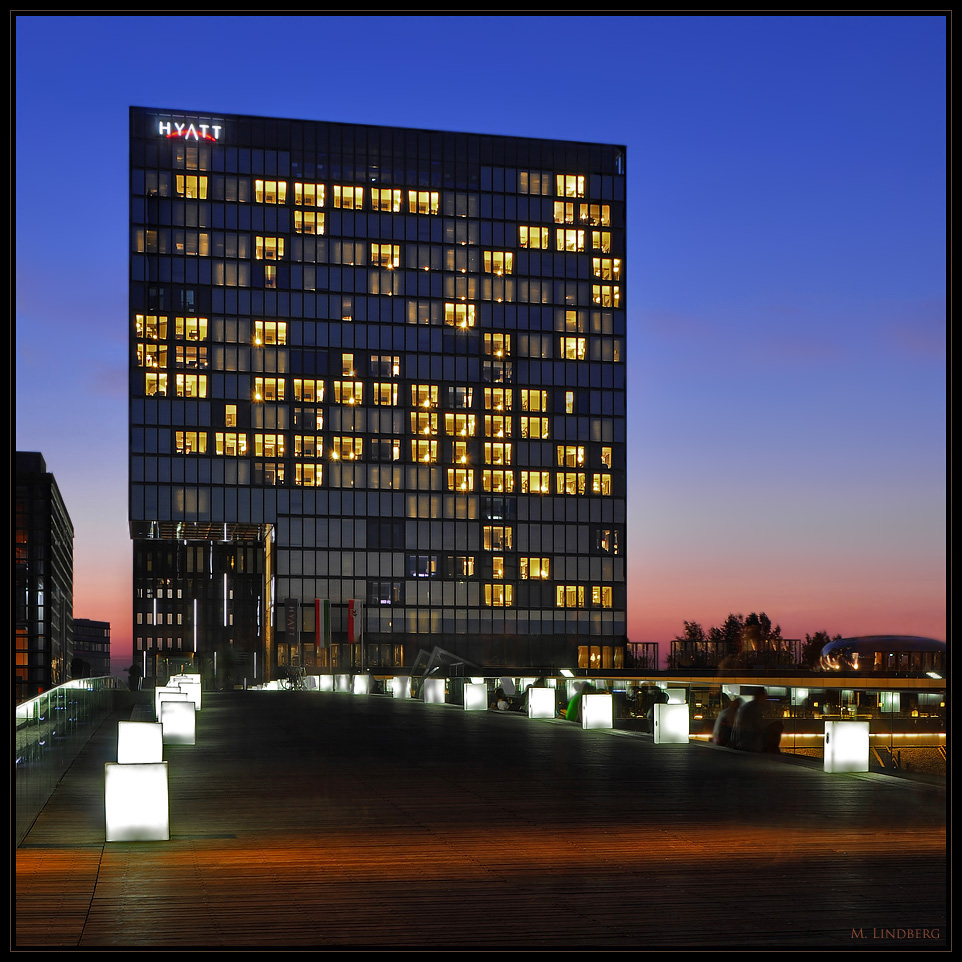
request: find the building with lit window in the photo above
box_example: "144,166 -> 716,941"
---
129,107 -> 626,683
15,452 -> 74,701
72,618 -> 112,678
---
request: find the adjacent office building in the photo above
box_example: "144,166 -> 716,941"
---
15,452 -> 74,701
129,107 -> 627,683
72,618 -> 112,679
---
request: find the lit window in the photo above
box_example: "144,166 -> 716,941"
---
254,433 -> 285,458
371,188 -> 402,211
520,389 -> 548,412
581,203 -> 610,226
408,190 -> 439,215
412,384 -> 439,408
596,528 -> 619,554
482,525 -> 512,551
447,468 -> 475,492
176,373 -> 207,398
332,437 -> 362,461
264,264 -> 277,289
591,231 -> 612,254
137,343 -> 167,368
482,470 -> 514,493
484,415 -> 512,438
520,471 -> 550,494
294,183 -> 325,207
448,386 -> 474,409
444,303 -> 476,328
444,413 -> 476,436
592,257 -> 621,281
255,237 -> 285,260
557,445 -> 586,468
519,226 -> 549,249
556,174 -> 585,197
255,461 -> 285,485
483,388 -> 512,411
175,431 -> 207,454
225,404 -> 237,427
520,557 -> 550,580
175,344 -> 207,368
565,391 -> 575,414
592,473 -> 613,496
294,211 -> 325,234
373,382 -> 398,405
492,556 -> 505,579
483,333 -> 511,357
253,377 -> 285,402
518,170 -> 552,195
294,435 -> 322,458
371,243 -> 400,268
483,251 -> 513,274
333,381 -> 363,404
333,185 -> 364,209
557,472 -> 586,495
411,439 -> 438,463
295,463 -> 321,487
484,584 -> 513,607
592,586 -> 613,608
520,416 -> 549,439
592,285 -> 621,308
372,438 -> 401,462
135,314 -> 167,340
601,446 -> 613,468
556,585 -> 586,608
293,378 -> 324,402
255,180 -> 287,204
483,442 -> 512,465
253,320 -> 286,346
556,229 -> 585,252
341,353 -> 355,376
175,316 -> 208,340
176,174 -> 208,199
411,412 -> 439,436
215,432 -> 248,456
560,336 -> 587,360
553,202 -> 575,225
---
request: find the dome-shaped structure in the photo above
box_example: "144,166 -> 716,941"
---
819,635 -> 946,674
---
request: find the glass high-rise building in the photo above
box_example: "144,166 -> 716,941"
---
129,107 -> 626,684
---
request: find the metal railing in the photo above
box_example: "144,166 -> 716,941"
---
15,677 -> 131,846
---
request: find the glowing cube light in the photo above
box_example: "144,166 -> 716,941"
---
653,703 -> 690,743
154,687 -> 188,721
316,674 -> 334,692
464,682 -> 488,711
160,699 -> 196,745
582,693 -> 613,730
105,762 -> 169,841
666,688 -> 687,705
335,673 -> 352,693
824,721 -> 870,773
527,687 -> 555,719
117,721 -> 163,764
353,673 -> 371,695
423,677 -> 445,704
392,676 -> 412,699
169,674 -> 202,710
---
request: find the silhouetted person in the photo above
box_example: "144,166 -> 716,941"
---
731,689 -> 783,753
712,696 -> 742,747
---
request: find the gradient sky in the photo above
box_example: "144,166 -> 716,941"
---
14,15 -> 946,671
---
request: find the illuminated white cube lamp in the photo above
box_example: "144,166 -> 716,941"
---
463,682 -> 488,711
666,688 -> 687,705
117,721 -> 164,764
353,673 -> 372,695
169,674 -> 202,710
423,677 -> 445,704
653,703 -> 690,743
392,676 -> 412,699
161,699 -> 196,746
154,687 -> 188,721
104,761 -> 169,842
335,673 -> 352,693
582,693 -> 613,730
527,687 -> 555,719
316,674 -> 334,692
823,720 -> 870,773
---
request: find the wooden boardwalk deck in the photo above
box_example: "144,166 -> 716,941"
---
15,691 -> 947,949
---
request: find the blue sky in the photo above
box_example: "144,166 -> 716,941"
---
14,14 -> 946,667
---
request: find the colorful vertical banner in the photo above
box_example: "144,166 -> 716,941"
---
348,599 -> 363,645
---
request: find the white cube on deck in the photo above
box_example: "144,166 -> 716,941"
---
353,674 -> 371,695
527,687 -> 555,719
117,721 -> 164,764
582,693 -> 613,729
823,721 -> 870,773
653,703 -> 689,743
464,682 -> 487,711
161,699 -> 196,745
335,673 -> 352,693
105,761 -> 169,841
391,676 -> 412,699
154,688 -> 188,721
423,677 -> 445,704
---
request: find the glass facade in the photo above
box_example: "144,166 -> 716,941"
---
129,108 -> 627,681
